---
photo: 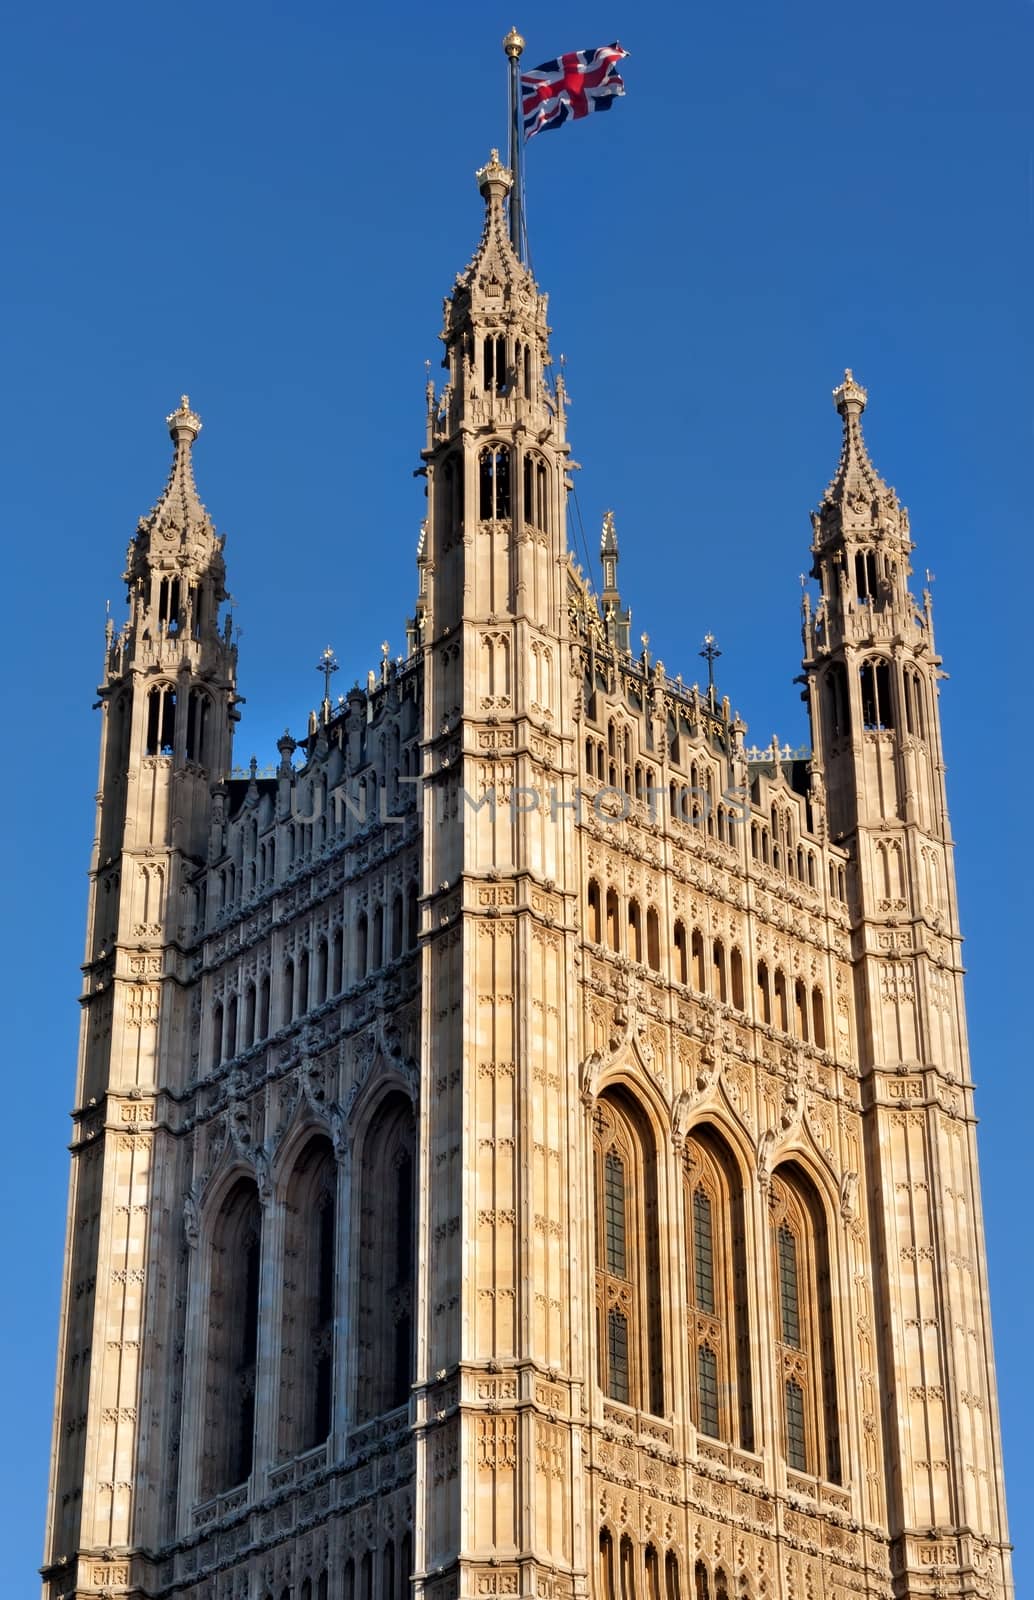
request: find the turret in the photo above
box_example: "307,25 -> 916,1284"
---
599,509 -> 631,653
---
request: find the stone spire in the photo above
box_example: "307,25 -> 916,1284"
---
125,396 -> 225,593
812,370 -> 911,556
599,510 -> 631,653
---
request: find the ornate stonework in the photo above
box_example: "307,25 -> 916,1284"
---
43,156 -> 1012,1600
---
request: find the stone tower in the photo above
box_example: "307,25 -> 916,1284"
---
43,161 -> 1011,1600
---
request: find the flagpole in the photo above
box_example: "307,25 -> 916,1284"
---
503,26 -> 526,261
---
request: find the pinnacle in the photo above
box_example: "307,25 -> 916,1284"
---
820,369 -> 894,512
144,394 -> 211,539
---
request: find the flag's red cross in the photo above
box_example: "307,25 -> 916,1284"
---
525,52 -> 614,120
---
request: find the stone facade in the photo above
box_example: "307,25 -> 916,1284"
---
43,153 -> 1012,1600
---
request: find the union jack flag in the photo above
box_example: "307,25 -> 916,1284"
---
521,43 -> 629,142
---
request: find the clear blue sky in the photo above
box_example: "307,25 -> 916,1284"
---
2,1 -> 1030,1588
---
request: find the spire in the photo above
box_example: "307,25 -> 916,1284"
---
443,150 -> 546,345
143,396 -> 211,544
123,396 -> 226,599
812,370 -> 910,554
599,510 -> 631,653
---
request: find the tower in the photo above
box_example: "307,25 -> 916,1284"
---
45,399 -> 238,1583
43,164 -> 1012,1600
803,373 -> 1012,1593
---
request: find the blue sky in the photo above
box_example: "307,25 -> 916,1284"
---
2,0 -> 1030,1587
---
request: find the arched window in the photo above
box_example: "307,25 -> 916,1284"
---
770,1167 -> 841,1482
391,893 -> 404,960
730,947 -> 745,1011
406,883 -> 420,950
774,969 -> 789,1032
371,904 -> 384,972
592,1092 -> 663,1414
694,1563 -> 710,1600
145,684 -> 177,757
356,1094 -> 416,1420
283,958 -> 295,1024
483,333 -> 506,393
278,1136 -> 336,1460
674,921 -> 688,985
691,931 -> 705,991
211,1001 -> 223,1070
587,880 -> 603,944
600,1530 -> 616,1600
904,667 -> 926,738
330,926 -> 344,995
683,1129 -> 754,1448
755,961 -> 771,1025
712,940 -> 727,1003
859,657 -> 895,730
201,1177 -> 262,1497
646,906 -> 660,971
794,978 -> 808,1040
243,983 -> 256,1048
440,452 -> 464,532
628,899 -> 643,963
606,888 -> 620,953
855,548 -> 877,601
257,973 -> 270,1040
811,988 -> 826,1049
664,1552 -> 681,1600
185,688 -> 210,764
522,453 -> 550,532
356,912 -> 368,980
316,938 -> 329,1003
619,1536 -> 636,1600
479,444 -> 511,520
645,1546 -> 661,1600
298,948 -> 310,1015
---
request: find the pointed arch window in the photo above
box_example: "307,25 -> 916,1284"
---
278,1136 -> 336,1459
185,689 -> 210,764
646,906 -> 661,971
145,684 -> 177,757
356,1093 -> 416,1420
684,1130 -> 754,1448
627,899 -> 643,963
606,888 -> 620,953
483,333 -> 507,393
587,880 -> 603,944
904,667 -> 926,739
592,1093 -> 663,1414
201,1177 -> 262,1497
523,453 -> 550,532
860,657 -> 895,731
674,921 -> 689,985
479,444 -> 511,520
770,1167 -> 841,1482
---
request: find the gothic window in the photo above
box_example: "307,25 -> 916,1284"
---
730,947 -> 745,1011
860,657 -> 895,730
588,880 -> 603,944
774,969 -> 789,1032
770,1167 -> 841,1482
758,960 -> 774,1024
157,575 -> 182,628
211,1001 -> 223,1070
356,1093 -> 416,1420
646,906 -> 661,971
674,921 -> 688,985
523,453 -> 550,531
904,667 -> 925,738
372,904 -> 384,971
479,445 -> 511,520
691,931 -> 705,991
330,926 -> 344,995
628,899 -> 643,963
811,988 -> 826,1049
201,1177 -> 262,1497
278,1136 -> 336,1460
855,549 -> 877,601
225,993 -> 239,1059
382,1541 -> 395,1600
664,1553 -> 681,1600
316,938 -> 329,1003
645,1546 -> 661,1600
483,333 -> 506,393
694,1564 -> 710,1600
684,1129 -> 753,1448
399,1534 -> 412,1600
258,973 -> 270,1039
406,883 -> 419,949
440,453 -> 464,533
600,1530 -> 616,1600
298,947 -> 310,1014
243,983 -> 256,1048
620,1535 -> 636,1600
185,689 -> 210,764
283,958 -> 295,1025
606,888 -> 620,953
712,940 -> 727,1003
593,1092 -> 664,1414
391,893 -> 404,960
145,684 -> 177,757
794,978 -> 808,1040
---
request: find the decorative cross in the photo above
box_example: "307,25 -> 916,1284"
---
317,646 -> 339,704
699,632 -> 722,695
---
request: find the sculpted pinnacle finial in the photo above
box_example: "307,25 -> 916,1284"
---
166,394 -> 202,443
476,148 -> 513,199
503,26 -> 526,58
833,368 -> 868,419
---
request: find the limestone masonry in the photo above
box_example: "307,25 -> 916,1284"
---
44,152 -> 1012,1600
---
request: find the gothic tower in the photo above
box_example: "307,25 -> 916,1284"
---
803,374 -> 1012,1592
43,161 -> 1011,1600
45,399 -> 238,1581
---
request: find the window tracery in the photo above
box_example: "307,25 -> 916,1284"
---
592,1093 -> 663,1414
770,1167 -> 841,1481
